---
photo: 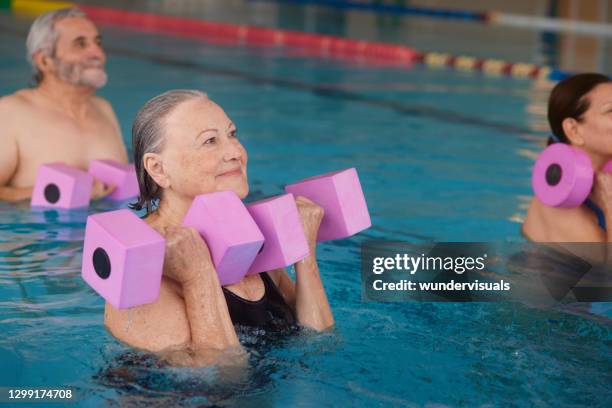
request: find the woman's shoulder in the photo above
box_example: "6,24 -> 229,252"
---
523,197 -> 603,241
104,278 -> 190,353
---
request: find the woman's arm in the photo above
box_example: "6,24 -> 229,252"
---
160,226 -> 240,351
104,278 -> 191,353
590,172 -> 612,243
283,196 -> 335,331
104,227 -> 241,365
181,264 -> 240,350
527,203 -> 611,268
0,186 -> 33,201
104,280 -> 244,367
294,246 -> 335,330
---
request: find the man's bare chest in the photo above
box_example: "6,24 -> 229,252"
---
16,109 -> 118,168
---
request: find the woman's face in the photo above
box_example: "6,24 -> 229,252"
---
157,97 -> 249,200
576,83 -> 612,155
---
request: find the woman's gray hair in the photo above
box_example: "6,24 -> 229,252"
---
26,7 -> 87,84
130,89 -> 209,215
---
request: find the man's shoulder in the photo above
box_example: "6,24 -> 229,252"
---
0,90 -> 38,128
91,95 -> 114,115
0,89 -> 35,111
91,96 -> 121,125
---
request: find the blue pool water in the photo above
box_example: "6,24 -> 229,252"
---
0,10 -> 610,407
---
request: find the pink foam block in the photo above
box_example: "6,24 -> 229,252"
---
81,209 -> 166,310
532,144 -> 594,208
31,163 -> 93,209
285,168 -> 371,241
183,191 -> 264,286
89,159 -> 139,200
247,194 -> 310,274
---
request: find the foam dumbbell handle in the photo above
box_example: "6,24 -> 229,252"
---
246,193 -> 310,275
89,159 -> 140,201
82,192 -> 265,309
183,191 -> 265,286
285,167 -> 372,241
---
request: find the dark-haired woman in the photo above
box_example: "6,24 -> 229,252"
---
104,90 -> 334,366
523,73 -> 612,242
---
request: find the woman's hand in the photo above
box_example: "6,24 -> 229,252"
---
294,195 -> 325,249
590,171 -> 612,213
159,226 -> 215,286
91,179 -> 115,200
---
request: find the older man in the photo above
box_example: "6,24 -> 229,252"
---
0,7 -> 128,201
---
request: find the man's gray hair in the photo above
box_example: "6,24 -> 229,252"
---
130,90 -> 209,214
26,7 -> 87,83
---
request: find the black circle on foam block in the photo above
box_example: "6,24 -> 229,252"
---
44,183 -> 60,204
545,164 -> 562,186
93,248 -> 111,280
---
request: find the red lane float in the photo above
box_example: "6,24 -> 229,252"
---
79,4 -> 419,64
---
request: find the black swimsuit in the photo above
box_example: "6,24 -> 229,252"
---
222,272 -> 296,331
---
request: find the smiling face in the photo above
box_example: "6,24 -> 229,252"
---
153,97 -> 249,201
49,17 -> 107,88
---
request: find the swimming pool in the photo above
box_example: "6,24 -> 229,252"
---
0,9 -> 610,407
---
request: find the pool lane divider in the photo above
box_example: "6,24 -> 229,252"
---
77,4 -> 571,80
249,0 -> 489,23
252,0 -> 612,38
489,12 -> 612,38
76,4 -> 421,65
4,0 -> 573,81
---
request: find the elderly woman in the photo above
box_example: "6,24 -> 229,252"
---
523,73 -> 612,242
104,90 -> 334,364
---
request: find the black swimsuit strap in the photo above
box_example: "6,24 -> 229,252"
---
221,272 -> 296,329
222,273 -> 268,304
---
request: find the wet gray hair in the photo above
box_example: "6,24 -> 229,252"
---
26,7 -> 87,84
130,89 -> 209,215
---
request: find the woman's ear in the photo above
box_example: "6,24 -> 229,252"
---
562,117 -> 584,146
143,152 -> 170,189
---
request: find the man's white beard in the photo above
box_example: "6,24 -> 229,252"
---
53,57 -> 108,89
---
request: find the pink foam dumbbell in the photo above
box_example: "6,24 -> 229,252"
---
285,167 -> 371,241
183,191 -> 265,285
532,144 -> 612,208
89,159 -> 139,201
81,209 -> 166,309
31,163 -> 93,209
247,193 -> 310,275
82,192 -> 266,309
